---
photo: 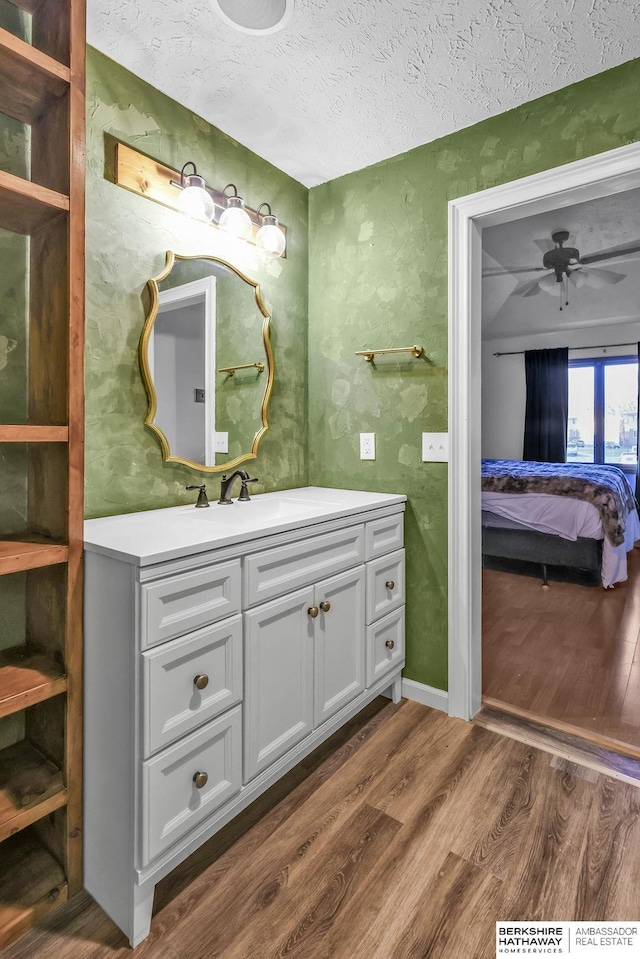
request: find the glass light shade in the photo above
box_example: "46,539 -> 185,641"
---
256,214 -> 286,257
219,196 -> 253,240
177,175 -> 214,222
539,272 -> 563,293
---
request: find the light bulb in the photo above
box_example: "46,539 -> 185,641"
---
219,196 -> 253,240
256,214 -> 286,257
177,174 -> 214,222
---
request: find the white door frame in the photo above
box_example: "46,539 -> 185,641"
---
447,140 -> 640,721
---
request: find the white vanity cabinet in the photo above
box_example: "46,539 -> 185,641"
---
83,487 -> 405,947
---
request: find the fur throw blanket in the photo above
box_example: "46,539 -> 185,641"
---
481,459 -> 637,547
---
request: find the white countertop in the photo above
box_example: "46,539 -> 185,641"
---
84,487 -> 406,566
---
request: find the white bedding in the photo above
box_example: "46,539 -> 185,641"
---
482,491 -> 640,588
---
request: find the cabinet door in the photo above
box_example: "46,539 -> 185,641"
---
244,587 -> 315,783
314,566 -> 365,728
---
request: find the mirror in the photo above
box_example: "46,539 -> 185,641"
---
140,252 -> 273,471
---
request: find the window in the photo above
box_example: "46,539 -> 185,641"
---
568,356 -> 638,473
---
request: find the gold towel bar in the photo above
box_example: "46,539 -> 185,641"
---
218,362 -> 265,376
355,346 -> 424,362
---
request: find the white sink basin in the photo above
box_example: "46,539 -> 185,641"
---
184,495 -> 335,522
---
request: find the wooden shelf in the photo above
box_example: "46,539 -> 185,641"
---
0,740 -> 66,842
0,829 -> 68,950
0,540 -> 68,576
0,647 -> 66,719
0,170 -> 68,235
0,26 -> 70,125
0,426 -> 68,442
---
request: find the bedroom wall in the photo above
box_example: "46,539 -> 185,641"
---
309,57 -> 640,693
482,322 -> 640,460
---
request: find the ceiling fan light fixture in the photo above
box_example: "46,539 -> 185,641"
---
211,0 -> 294,35
538,272 -> 562,292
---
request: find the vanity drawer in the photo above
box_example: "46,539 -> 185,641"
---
141,705 -> 242,866
365,512 -> 404,561
366,549 -> 405,624
142,615 -> 243,757
366,607 -> 405,687
141,559 -> 241,648
244,525 -> 365,607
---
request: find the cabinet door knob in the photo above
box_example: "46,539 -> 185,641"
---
319,601 -> 331,613
308,606 -> 319,618
194,674 -> 209,690
193,771 -> 208,789
385,580 -> 395,590
385,639 -> 395,650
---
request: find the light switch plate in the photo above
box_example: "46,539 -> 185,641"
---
360,432 -> 375,460
214,432 -> 228,454
422,432 -> 448,462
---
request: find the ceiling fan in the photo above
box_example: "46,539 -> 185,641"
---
483,230 -> 640,310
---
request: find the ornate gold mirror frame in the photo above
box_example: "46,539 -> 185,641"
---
140,251 -> 274,472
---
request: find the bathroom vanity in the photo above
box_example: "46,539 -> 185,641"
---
83,487 -> 406,946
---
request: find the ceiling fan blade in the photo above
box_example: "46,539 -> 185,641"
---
580,241 -> 640,265
532,238 -> 552,254
512,277 -> 543,297
482,267 -> 546,277
532,234 -> 576,254
579,266 -> 627,288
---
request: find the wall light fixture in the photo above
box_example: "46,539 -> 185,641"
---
218,183 -> 253,240
256,203 -> 287,258
113,142 -> 287,257
172,161 -> 215,222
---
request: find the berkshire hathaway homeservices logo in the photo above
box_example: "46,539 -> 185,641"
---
496,922 -> 639,956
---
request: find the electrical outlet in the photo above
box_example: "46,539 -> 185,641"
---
422,432 -> 448,462
214,432 -> 228,453
360,432 -> 375,460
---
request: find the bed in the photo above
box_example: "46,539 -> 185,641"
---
481,458 -> 640,588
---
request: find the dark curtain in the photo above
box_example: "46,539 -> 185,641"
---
523,347 -> 569,463
636,342 -> 640,500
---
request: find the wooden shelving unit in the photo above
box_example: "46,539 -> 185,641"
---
0,0 -> 85,948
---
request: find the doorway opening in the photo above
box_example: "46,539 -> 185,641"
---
448,141 -> 640,754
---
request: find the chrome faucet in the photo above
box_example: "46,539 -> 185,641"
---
218,470 -> 259,504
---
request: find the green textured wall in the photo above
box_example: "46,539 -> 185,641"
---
85,47 -> 308,518
308,58 -> 640,691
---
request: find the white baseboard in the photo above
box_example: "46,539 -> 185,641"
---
401,678 -> 449,713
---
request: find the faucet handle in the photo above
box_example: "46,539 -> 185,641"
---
186,484 -> 210,508
238,477 -> 259,502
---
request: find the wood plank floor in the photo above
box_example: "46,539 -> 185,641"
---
2,698 -> 640,959
483,547 -> 640,747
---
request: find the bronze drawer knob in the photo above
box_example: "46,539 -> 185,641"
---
385,580 -> 395,590
194,674 -> 209,690
320,601 -> 331,613
385,640 -> 395,650
193,771 -> 208,789
308,606 -> 319,618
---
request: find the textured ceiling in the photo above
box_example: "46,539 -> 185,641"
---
87,0 -> 640,188
482,187 -> 640,340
